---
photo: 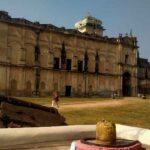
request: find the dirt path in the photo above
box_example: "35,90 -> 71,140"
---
57,97 -> 144,111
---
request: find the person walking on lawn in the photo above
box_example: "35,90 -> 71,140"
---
51,91 -> 59,108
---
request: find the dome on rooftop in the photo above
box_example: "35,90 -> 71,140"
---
75,15 -> 104,36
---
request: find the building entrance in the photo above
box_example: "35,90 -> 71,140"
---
122,72 -> 131,96
65,86 -> 71,96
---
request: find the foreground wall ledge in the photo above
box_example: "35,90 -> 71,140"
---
0,124 -> 149,148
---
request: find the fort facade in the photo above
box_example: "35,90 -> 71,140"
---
0,11 -> 149,97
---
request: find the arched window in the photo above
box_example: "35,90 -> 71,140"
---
66,59 -> 72,70
95,51 -> 99,73
35,46 -> 40,62
145,68 -> 148,79
54,57 -> 60,69
77,60 -> 83,72
84,50 -> 88,72
125,54 -> 129,64
61,42 -> 66,69
123,72 -> 131,96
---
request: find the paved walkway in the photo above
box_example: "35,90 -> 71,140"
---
55,97 -> 149,111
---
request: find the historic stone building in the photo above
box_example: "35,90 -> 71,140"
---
138,57 -> 150,94
0,11 -> 146,97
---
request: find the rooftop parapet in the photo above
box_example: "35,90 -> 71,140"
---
138,58 -> 150,67
0,11 -> 11,20
0,11 -> 138,48
118,33 -> 138,48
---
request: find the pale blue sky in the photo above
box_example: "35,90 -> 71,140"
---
0,0 -> 150,59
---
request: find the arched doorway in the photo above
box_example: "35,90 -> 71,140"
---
122,72 -> 131,96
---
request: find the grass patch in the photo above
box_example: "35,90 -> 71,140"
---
14,97 -> 150,129
61,100 -> 150,129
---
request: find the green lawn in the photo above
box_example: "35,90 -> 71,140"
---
15,97 -> 150,129
61,100 -> 150,129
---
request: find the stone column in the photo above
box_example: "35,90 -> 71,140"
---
132,73 -> 138,96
